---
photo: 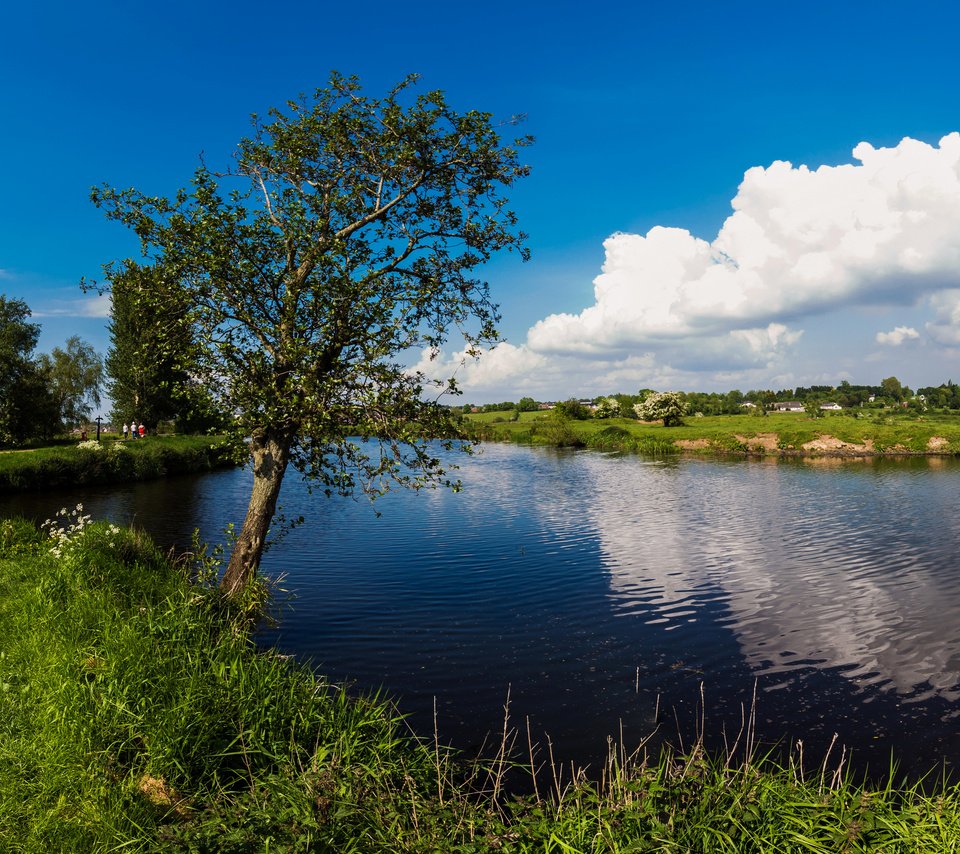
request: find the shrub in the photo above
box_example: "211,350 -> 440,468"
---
634,391 -> 688,426
593,398 -> 621,419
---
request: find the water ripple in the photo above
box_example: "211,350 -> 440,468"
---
6,445 -> 960,776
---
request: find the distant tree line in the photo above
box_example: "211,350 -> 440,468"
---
0,296 -> 103,445
461,376 -> 960,420
0,288 -> 226,447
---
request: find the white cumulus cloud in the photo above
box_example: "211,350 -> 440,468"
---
876,326 -> 919,346
531,133 -> 960,358
410,343 -> 548,392
426,134 -> 960,399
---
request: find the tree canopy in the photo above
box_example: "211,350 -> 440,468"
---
105,263 -> 222,432
0,297 -> 61,444
92,73 -> 530,595
593,397 -> 620,419
40,336 -> 104,428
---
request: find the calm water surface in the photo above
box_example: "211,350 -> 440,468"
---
7,444 -> 960,779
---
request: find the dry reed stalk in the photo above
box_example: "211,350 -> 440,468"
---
724,694 -> 749,767
830,744 -> 848,791
745,679 -> 758,769
547,734 -> 563,806
490,686 -> 515,804
525,715 -> 541,805
433,697 -> 444,807
819,733 -> 839,794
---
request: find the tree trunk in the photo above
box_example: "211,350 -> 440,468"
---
220,427 -> 292,598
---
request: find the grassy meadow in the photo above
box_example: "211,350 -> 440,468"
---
0,435 -> 240,492
3,515 -> 960,850
464,410 -> 960,456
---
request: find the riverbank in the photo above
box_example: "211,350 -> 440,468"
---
465,410 -> 960,457
2,518 -> 960,851
0,435 -> 240,493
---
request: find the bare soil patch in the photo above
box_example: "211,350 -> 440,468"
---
734,433 -> 780,452
801,435 -> 875,455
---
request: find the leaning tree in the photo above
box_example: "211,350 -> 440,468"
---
92,73 -> 530,596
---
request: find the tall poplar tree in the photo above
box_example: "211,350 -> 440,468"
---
92,73 -> 530,596
105,262 -> 221,432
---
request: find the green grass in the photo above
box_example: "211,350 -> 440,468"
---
0,435 -> 240,492
465,411 -> 960,456
4,517 -> 960,850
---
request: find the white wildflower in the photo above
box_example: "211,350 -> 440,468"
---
41,504 -> 96,560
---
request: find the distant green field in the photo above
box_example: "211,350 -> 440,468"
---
464,410 -> 960,455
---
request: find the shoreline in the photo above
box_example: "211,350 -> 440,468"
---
675,432 -> 955,458
4,518 -> 960,849
0,435 -> 241,493
464,412 -> 960,459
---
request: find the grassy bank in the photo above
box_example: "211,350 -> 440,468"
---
0,435 -> 240,492
3,518 -> 960,851
465,410 -> 960,456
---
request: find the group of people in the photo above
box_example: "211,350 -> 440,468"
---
122,421 -> 146,440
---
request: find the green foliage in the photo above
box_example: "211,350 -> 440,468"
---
0,297 -> 59,445
593,397 -> 621,419
585,424 -> 672,453
0,519 -> 429,850
805,398 -> 823,418
105,264 -> 224,434
634,391 -> 688,426
0,517 -> 43,555
531,408 -> 584,447
0,300 -> 108,443
554,398 -> 591,420
92,72 -> 531,590
476,381 -> 960,424
917,380 -> 960,409
881,375 -> 907,401
38,335 -> 104,428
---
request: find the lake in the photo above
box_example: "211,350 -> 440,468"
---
6,442 -> 960,780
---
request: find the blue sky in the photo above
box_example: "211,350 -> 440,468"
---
4,0 -> 960,402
